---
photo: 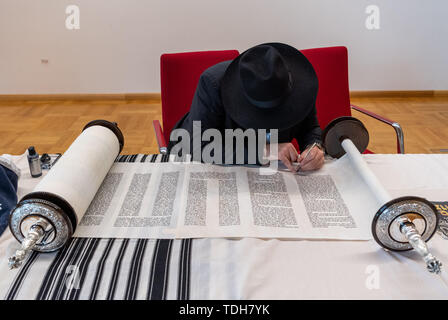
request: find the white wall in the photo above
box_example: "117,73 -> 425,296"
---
0,0 -> 447,94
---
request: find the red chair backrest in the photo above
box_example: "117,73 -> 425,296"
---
160,50 -> 240,142
301,46 -> 351,129
160,46 -> 351,142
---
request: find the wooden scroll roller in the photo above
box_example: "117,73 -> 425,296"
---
322,117 -> 441,274
8,120 -> 124,269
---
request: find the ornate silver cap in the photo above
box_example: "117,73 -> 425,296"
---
8,199 -> 73,268
372,196 -> 441,274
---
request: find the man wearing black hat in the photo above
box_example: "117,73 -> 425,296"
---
168,42 -> 324,172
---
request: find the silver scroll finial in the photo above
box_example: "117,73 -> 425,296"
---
400,221 -> 442,274
8,219 -> 50,269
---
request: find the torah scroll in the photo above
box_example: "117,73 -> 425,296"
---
8,120 -> 124,268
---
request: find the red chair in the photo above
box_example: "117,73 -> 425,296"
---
153,50 -> 240,154
153,47 -> 404,155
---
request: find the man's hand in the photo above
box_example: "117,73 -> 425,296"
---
275,142 -> 300,172
298,144 -> 324,171
268,142 -> 324,172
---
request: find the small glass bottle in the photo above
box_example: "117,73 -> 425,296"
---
27,146 -> 42,178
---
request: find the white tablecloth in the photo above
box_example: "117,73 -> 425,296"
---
1,153 -> 448,299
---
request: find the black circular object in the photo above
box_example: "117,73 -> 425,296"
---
371,196 -> 439,251
83,119 -> 125,152
322,116 -> 369,158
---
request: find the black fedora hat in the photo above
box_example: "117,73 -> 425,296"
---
221,42 -> 318,130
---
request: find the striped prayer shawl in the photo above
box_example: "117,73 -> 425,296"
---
5,154 -> 192,300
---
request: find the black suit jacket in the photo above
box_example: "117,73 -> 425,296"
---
168,60 -> 322,163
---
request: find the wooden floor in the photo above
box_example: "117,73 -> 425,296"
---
351,96 -> 448,154
0,96 -> 447,155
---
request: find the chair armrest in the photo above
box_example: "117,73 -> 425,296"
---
350,104 -> 405,154
152,120 -> 168,155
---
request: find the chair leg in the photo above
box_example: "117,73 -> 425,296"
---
153,120 -> 168,155
351,104 -> 405,154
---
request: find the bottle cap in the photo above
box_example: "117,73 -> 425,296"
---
28,146 -> 37,156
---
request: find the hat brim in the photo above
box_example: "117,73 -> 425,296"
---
221,42 -> 318,130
